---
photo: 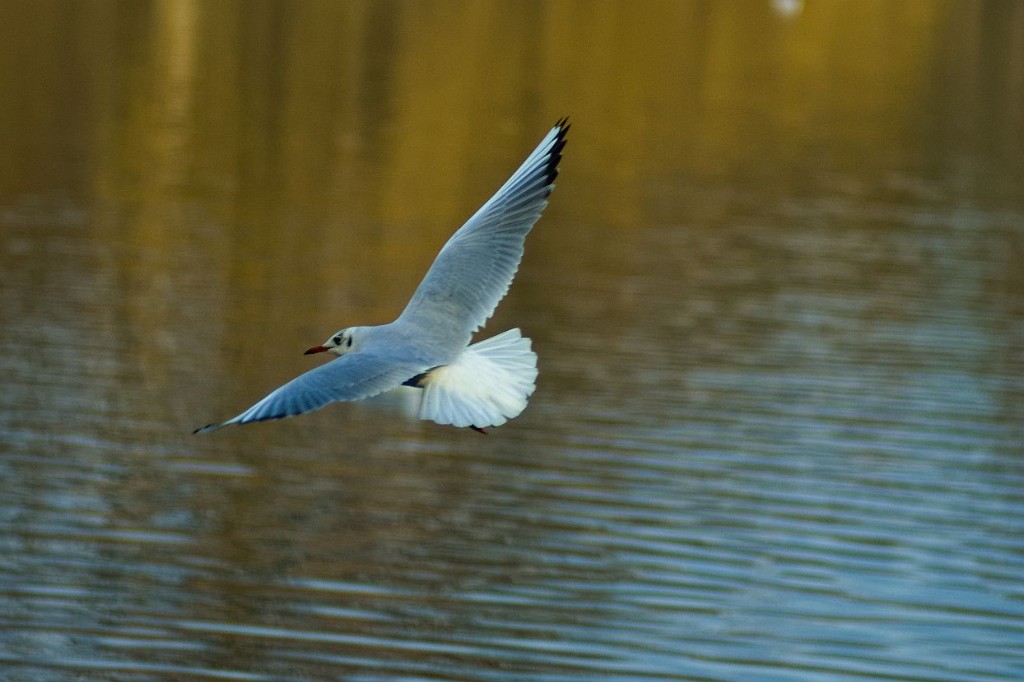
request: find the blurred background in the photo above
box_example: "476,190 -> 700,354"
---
1,1 -> 1023,680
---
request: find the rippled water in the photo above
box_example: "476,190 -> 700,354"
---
2,2 -> 1024,681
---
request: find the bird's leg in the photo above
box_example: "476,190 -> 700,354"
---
470,425 -> 488,435
402,373 -> 429,388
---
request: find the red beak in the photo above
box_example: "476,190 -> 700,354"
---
304,345 -> 329,355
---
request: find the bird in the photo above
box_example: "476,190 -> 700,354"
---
195,118 -> 569,435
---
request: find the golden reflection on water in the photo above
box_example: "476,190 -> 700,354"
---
3,1 -> 1021,262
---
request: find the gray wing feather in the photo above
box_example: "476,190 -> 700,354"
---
396,120 -> 569,351
194,353 -> 423,433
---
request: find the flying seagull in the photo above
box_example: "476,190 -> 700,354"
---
195,118 -> 569,434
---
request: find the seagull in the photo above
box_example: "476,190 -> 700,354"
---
195,118 -> 569,435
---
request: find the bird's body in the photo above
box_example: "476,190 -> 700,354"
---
195,119 -> 569,434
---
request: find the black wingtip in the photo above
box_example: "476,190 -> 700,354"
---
545,117 -> 570,186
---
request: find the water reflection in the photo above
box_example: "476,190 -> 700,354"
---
2,2 -> 1023,680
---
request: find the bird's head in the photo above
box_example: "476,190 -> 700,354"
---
305,327 -> 363,357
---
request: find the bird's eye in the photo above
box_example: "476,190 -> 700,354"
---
346,337 -> 353,347
333,335 -> 343,345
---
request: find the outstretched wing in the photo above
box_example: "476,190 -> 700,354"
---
194,352 -> 424,433
396,119 -> 569,353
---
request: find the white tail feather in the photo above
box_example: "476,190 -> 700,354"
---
418,329 -> 538,428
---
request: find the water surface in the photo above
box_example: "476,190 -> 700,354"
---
2,2 -> 1023,680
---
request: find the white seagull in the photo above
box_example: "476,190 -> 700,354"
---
195,119 -> 569,434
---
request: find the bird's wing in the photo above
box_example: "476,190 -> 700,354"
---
194,352 -> 424,433
396,119 -> 569,351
